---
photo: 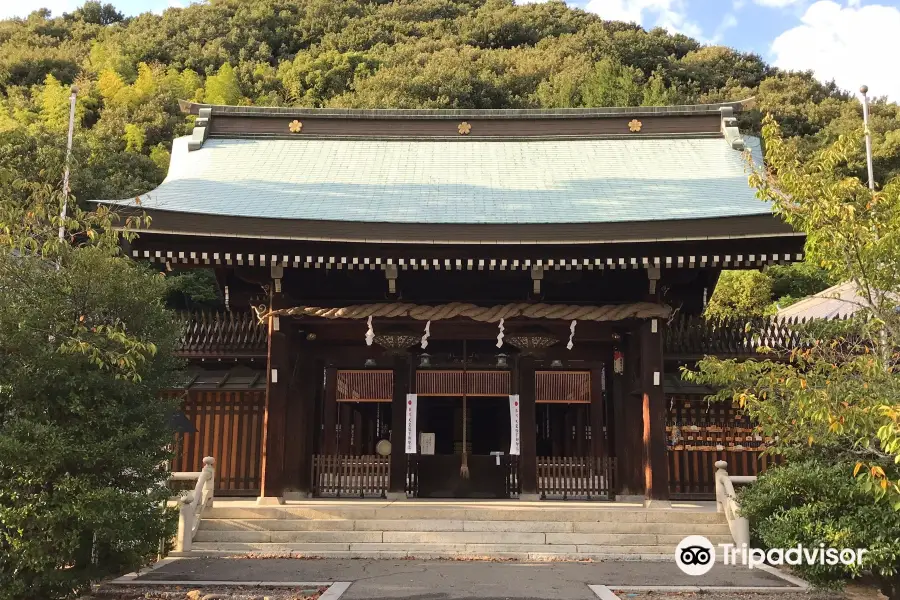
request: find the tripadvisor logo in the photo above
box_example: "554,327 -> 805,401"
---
675,535 -> 716,576
675,536 -> 869,575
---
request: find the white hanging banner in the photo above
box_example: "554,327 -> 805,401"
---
405,393 -> 418,454
509,394 -> 521,456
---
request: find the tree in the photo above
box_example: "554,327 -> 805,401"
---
686,116 -> 900,505
204,62 -> 241,105
0,186 -> 182,599
686,116 -> 900,596
704,270 -> 773,319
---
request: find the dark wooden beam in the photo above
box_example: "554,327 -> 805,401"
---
388,354 -> 410,496
518,357 -> 538,497
283,348 -> 318,497
612,332 -> 644,496
259,284 -> 288,502
641,318 -> 669,502
590,365 -> 606,463
322,366 -> 337,455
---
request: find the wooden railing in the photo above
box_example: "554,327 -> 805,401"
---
537,456 -> 615,500
506,456 -> 520,499
668,449 -> 782,499
311,455 -> 390,498
406,455 -> 419,497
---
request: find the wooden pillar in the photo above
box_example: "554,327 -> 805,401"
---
518,357 -> 538,498
295,354 -> 319,497
283,346 -> 315,497
259,277 -> 288,503
641,318 -> 669,502
388,354 -> 410,496
323,366 -> 337,455
589,366 -> 605,462
611,332 -> 644,496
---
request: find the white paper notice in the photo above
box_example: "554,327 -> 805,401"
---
405,393 -> 418,454
509,394 -> 520,456
419,432 -> 435,455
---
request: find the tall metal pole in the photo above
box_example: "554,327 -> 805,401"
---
58,85 -> 78,241
860,84 -> 875,191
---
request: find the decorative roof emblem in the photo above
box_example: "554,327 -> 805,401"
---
628,119 -> 643,133
458,121 -> 472,135
288,120 -> 303,133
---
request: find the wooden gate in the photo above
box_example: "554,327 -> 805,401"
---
311,454 -> 389,498
537,457 -> 615,500
534,370 -> 612,499
170,390 -> 265,496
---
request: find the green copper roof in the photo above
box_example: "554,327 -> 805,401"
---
105,135 -> 766,225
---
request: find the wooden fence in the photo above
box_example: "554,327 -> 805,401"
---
537,456 -> 615,500
668,449 -> 783,499
311,454 -> 390,498
170,390 -> 265,496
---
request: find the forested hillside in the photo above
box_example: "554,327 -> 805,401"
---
2,0 -> 899,204
0,0 -> 897,311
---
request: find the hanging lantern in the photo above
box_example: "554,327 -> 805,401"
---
373,327 -> 419,353
418,353 -> 432,368
505,326 -> 559,354
495,353 -> 509,368
613,350 -> 624,374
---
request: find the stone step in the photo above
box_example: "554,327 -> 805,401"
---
190,541 -> 679,556
194,529 -> 735,546
198,517 -> 730,536
194,530 -> 382,543
204,506 -> 725,525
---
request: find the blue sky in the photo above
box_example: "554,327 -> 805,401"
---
3,0 -> 898,99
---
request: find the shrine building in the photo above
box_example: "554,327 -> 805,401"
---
94,100 -> 803,504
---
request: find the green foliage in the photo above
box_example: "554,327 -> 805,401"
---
687,116 -> 900,508
0,0 -> 897,208
165,269 -> 222,309
204,62 -> 242,105
739,462 -> 900,597
0,171 -> 182,599
768,262 -> 836,309
705,270 -> 773,319
704,261 -> 836,317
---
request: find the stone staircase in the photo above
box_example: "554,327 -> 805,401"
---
190,501 -> 732,560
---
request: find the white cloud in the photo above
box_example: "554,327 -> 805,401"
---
708,12 -> 739,44
770,1 -> 900,100
0,1 -> 80,19
752,0 -> 805,6
583,0 -> 704,38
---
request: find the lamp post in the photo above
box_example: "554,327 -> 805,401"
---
58,85 -> 78,241
860,84 -> 875,191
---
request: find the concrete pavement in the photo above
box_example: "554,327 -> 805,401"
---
135,557 -> 796,600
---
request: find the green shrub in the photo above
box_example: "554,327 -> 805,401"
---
739,460 -> 900,598
0,247 -> 181,600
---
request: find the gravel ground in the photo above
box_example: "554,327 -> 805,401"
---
611,581 -> 886,600
86,584 -> 325,600
613,593 -> 844,600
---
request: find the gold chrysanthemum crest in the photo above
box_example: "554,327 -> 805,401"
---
458,121 -> 472,135
288,119 -> 303,133
628,119 -> 643,133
